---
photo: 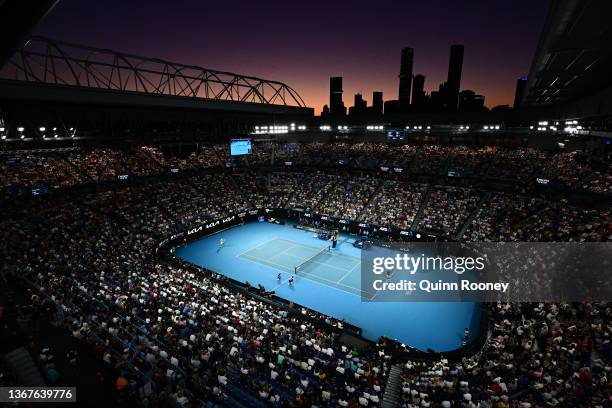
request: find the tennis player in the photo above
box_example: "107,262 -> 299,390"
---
219,238 -> 225,249
385,266 -> 393,280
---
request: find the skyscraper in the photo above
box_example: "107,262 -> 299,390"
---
349,93 -> 367,115
329,76 -> 345,116
398,47 -> 414,112
446,44 -> 464,111
513,76 -> 527,109
372,91 -> 383,115
411,74 -> 426,109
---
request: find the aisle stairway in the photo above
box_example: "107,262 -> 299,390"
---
454,191 -> 490,240
2,347 -> 45,386
410,188 -> 432,230
381,364 -> 403,408
357,178 -> 385,221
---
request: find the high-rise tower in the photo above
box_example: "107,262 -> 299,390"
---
411,74 -> 426,109
329,76 -> 345,116
446,44 -> 464,111
398,47 -> 414,112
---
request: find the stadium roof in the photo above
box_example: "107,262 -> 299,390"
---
522,0 -> 612,108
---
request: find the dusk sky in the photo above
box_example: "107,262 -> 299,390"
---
35,0 -> 549,114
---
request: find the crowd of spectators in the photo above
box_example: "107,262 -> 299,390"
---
0,141 -> 610,406
446,146 -> 497,177
1,184 -> 389,407
142,146 -> 221,171
486,148 -> 547,182
66,148 -> 133,181
360,181 -> 428,229
417,187 -> 483,236
399,301 -> 611,407
582,171 -> 612,195
412,145 -> 453,175
538,152 -> 593,187
301,143 -> 353,167
286,171 -> 341,211
0,150 -> 86,190
248,142 -> 275,166
310,175 -> 380,220
1,142 -> 610,195
463,193 -> 546,242
507,203 -> 610,242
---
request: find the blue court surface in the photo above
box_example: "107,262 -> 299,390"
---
175,221 -> 480,351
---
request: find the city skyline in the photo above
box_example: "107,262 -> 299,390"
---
34,0 -> 549,114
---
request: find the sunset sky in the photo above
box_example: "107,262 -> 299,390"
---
36,0 -> 549,114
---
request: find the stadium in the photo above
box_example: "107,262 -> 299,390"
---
0,0 -> 611,407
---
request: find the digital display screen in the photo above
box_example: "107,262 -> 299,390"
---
230,139 -> 252,156
32,187 -> 49,195
386,129 -> 405,141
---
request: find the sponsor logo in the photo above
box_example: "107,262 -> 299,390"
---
187,225 -> 203,235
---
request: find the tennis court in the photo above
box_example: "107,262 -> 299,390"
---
238,237 -> 373,298
175,221 -> 481,352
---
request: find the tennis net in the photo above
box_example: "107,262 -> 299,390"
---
294,245 -> 331,274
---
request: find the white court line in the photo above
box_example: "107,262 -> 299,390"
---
241,251 -> 372,298
368,289 -> 379,301
272,237 -> 360,265
239,253 -> 293,273
236,236 -> 280,257
237,237 -> 373,298
272,238 -> 325,251
281,252 -> 354,274
337,261 -> 361,284
274,238 -> 361,261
